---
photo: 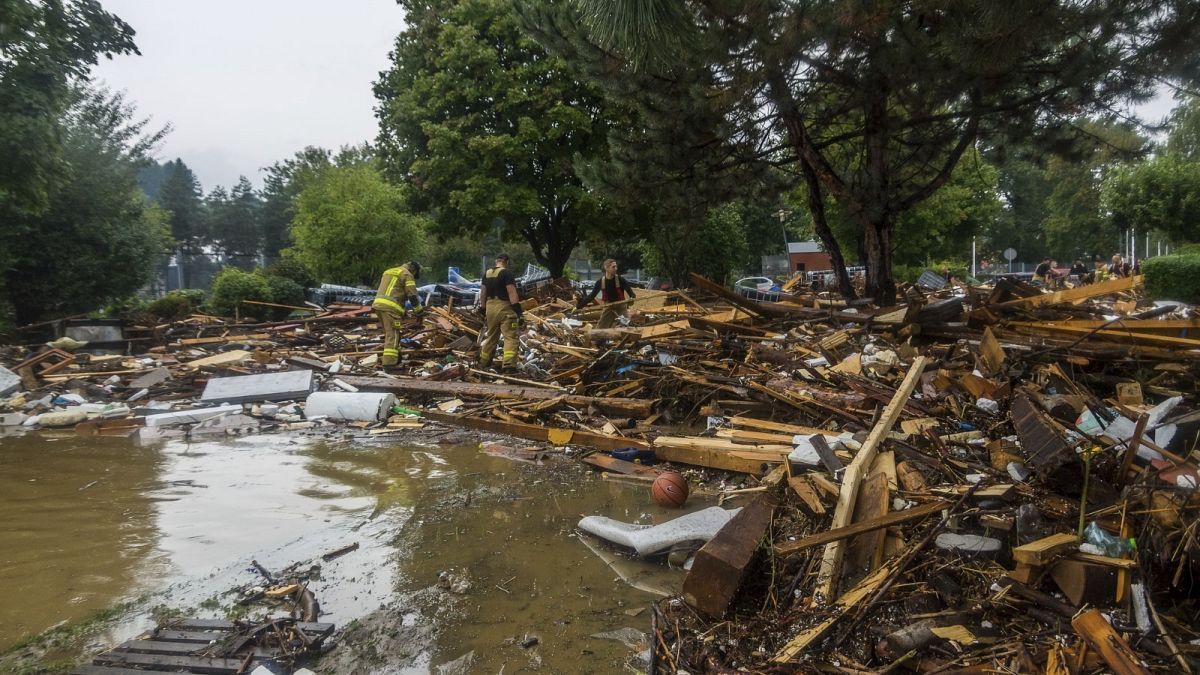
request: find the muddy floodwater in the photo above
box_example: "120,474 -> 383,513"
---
0,428 -> 707,673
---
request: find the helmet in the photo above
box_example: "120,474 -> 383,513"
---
406,261 -> 422,280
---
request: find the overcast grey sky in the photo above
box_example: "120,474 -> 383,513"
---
93,0 -> 406,192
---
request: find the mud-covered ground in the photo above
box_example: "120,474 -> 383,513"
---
0,424 -> 710,673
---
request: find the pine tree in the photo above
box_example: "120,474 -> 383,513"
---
207,176 -> 262,263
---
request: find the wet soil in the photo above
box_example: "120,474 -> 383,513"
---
0,425 -> 709,673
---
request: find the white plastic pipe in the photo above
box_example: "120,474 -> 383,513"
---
305,392 -> 397,422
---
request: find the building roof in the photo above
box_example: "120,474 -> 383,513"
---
787,241 -> 823,254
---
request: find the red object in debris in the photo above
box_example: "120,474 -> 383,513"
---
652,471 -> 689,508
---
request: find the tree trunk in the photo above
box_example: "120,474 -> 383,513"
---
863,220 -> 897,305
800,158 -> 855,299
522,206 -> 576,278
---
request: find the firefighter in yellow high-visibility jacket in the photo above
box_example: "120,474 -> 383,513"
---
477,253 -> 522,371
372,261 -> 423,367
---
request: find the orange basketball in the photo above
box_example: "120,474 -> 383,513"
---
651,471 -> 689,508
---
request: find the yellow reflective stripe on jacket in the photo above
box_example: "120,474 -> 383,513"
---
372,297 -> 405,312
379,266 -> 416,300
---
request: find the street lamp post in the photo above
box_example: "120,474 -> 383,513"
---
776,209 -> 791,276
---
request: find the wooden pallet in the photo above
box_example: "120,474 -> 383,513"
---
71,618 -> 334,674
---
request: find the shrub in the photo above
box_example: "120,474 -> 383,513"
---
208,268 -> 269,318
263,275 -> 305,309
144,290 -> 205,322
1174,242 -> 1200,256
1144,255 -> 1200,303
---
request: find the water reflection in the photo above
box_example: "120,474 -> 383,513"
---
0,434 -> 163,648
1,430 -> 699,673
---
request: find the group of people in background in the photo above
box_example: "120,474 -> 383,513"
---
371,254 -> 636,373
373,248 -> 1140,371
1033,253 -> 1137,288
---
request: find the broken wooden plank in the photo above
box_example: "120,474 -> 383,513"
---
816,356 -> 929,602
181,349 -> 252,370
774,500 -> 948,557
727,416 -> 841,438
581,453 -> 658,477
338,375 -> 654,418
179,333 -> 271,346
995,275 -> 1142,309
652,442 -> 783,475
787,475 -> 827,516
1012,533 -> 1079,567
979,326 -> 1005,373
681,491 -> 779,617
774,556 -> 903,662
842,472 -> 890,585
423,411 -> 647,453
1071,608 -> 1150,675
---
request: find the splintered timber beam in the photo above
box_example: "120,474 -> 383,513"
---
773,500 -> 949,557
682,491 -> 780,617
994,274 -> 1142,309
336,375 -> 654,418
815,356 -> 929,603
1072,608 -> 1151,675
423,411 -> 647,452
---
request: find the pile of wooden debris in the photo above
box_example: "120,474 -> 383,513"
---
3,271 -> 1198,672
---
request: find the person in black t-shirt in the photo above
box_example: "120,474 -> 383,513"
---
577,259 -> 636,329
477,253 -> 522,371
1069,259 -> 1088,285
1033,258 -> 1052,285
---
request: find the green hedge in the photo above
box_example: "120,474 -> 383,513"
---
1144,254 -> 1200,303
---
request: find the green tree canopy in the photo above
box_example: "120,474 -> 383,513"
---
0,0 -> 138,217
1167,97 -> 1200,161
158,158 -> 206,254
375,0 -> 617,277
287,162 -> 429,286
1104,154 -> 1200,245
206,176 -> 263,262
259,146 -> 334,261
532,0 -> 1200,302
641,203 -> 749,287
1042,122 -> 1147,261
2,86 -> 171,325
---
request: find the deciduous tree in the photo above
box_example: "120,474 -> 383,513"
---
288,163 -> 429,286
1105,154 -> 1200,245
375,0 -> 615,277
